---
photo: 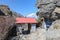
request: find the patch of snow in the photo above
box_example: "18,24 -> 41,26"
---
26,13 -> 37,19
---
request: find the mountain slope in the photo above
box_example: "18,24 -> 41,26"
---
26,13 -> 37,19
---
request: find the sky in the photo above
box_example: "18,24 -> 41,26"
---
0,0 -> 38,16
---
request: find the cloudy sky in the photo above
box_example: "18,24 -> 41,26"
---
0,0 -> 38,16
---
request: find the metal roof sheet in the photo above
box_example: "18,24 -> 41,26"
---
16,17 -> 37,24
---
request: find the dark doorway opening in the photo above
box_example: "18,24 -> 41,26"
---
22,23 -> 31,35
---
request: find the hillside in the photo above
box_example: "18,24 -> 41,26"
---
0,5 -> 23,40
0,5 -> 23,17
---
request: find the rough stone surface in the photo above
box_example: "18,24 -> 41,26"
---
46,29 -> 60,40
18,28 -> 60,40
49,20 -> 60,29
0,16 -> 15,40
19,28 -> 46,40
36,0 -> 60,20
0,5 -> 23,40
36,0 -> 60,40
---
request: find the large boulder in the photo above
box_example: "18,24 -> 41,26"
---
56,2 -> 60,7
47,20 -> 60,40
36,0 -> 57,8
0,16 -> 15,40
36,0 -> 60,21
49,20 -> 60,29
51,7 -> 60,20
0,5 -> 23,40
0,5 -> 10,16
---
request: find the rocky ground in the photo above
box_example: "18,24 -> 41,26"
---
18,29 -> 60,40
18,28 -> 46,40
0,18 -> 59,40
16,20 -> 60,40
46,29 -> 60,40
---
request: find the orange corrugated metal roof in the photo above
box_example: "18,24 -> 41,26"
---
16,17 -> 37,23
